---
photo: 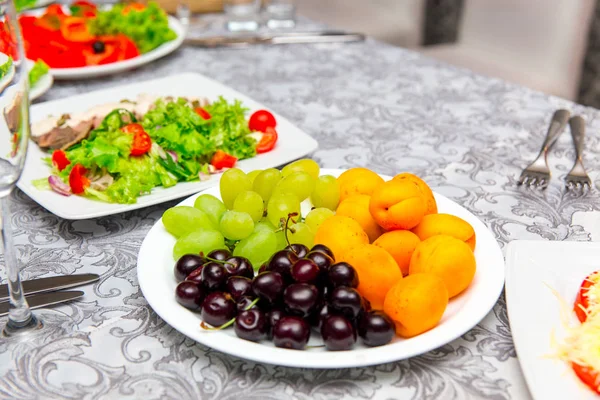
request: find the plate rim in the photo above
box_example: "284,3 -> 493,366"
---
137,168 -> 506,368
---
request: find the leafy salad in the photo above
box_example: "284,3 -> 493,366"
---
35,97 -> 279,204
0,57 -> 50,87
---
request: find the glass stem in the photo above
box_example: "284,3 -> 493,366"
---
1,195 -> 32,326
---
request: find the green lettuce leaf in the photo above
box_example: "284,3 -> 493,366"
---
28,60 -> 49,87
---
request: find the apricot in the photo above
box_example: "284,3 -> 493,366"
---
409,235 -> 476,298
373,230 -> 420,276
383,273 -> 448,338
337,168 -> 385,202
336,195 -> 384,242
314,216 -> 369,261
411,213 -> 476,251
393,173 -> 438,215
369,179 -> 426,230
344,244 -> 402,310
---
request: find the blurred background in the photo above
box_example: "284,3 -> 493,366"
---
167,0 -> 600,108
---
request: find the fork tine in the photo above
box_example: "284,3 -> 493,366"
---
529,177 -> 537,186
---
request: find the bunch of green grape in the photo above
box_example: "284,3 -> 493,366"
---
163,159 -> 340,269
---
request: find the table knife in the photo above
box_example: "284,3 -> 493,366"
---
0,290 -> 84,317
184,31 -> 366,48
0,273 -> 99,302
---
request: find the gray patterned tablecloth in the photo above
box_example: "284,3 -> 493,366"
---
1,21 -> 600,400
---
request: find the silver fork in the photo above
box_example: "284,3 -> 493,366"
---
518,109 -> 570,188
565,116 -> 592,190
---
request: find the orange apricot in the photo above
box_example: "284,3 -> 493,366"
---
409,235 -> 476,298
369,179 -> 426,230
373,230 -> 420,276
336,195 -> 384,242
314,216 -> 369,261
344,244 -> 402,310
411,213 -> 476,251
383,273 -> 448,338
337,168 -> 385,203
392,173 -> 437,215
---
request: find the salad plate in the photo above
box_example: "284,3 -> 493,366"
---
506,240 -> 600,400
137,168 -> 506,369
17,72 -> 318,219
29,70 -> 52,101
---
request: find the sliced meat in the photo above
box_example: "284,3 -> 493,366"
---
34,119 -> 94,150
3,93 -> 22,133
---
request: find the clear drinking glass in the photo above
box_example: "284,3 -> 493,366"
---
265,0 -> 296,29
223,0 -> 261,32
0,0 -> 42,337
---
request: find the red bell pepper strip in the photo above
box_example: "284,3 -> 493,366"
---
51,150 -> 71,171
211,150 -> 237,169
69,164 -> 90,195
194,107 -> 211,120
60,17 -> 94,43
256,127 -> 278,153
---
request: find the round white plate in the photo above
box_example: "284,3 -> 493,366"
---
22,7 -> 185,80
137,168 -> 505,369
30,71 -> 53,101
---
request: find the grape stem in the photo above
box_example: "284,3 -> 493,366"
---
200,297 -> 260,331
282,213 -> 299,250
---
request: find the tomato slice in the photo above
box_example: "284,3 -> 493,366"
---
83,43 -> 118,65
69,164 -> 90,195
122,123 -> 152,156
574,271 -> 600,323
211,150 -> 237,169
60,17 -> 94,43
51,150 -> 71,171
572,362 -> 600,394
122,3 -> 146,15
248,110 -> 276,132
194,107 -> 211,120
256,127 -> 278,153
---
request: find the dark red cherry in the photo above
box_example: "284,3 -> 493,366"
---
272,316 -> 310,350
305,251 -> 333,271
266,309 -> 284,339
185,267 -> 204,285
174,254 -> 205,282
358,311 -> 395,347
207,249 -> 231,261
321,315 -> 357,351
223,256 -> 254,279
252,271 -> 285,304
201,262 -> 227,290
175,281 -> 205,310
283,283 -> 319,318
234,309 -> 268,342
267,250 -> 298,279
327,262 -> 359,288
226,276 -> 253,301
291,259 -> 320,284
285,243 -> 309,258
201,292 -> 236,327
236,296 -> 258,313
328,286 -> 363,320
258,263 -> 269,274
311,244 -> 335,260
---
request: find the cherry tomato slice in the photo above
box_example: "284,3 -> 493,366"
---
211,150 -> 237,169
256,127 -> 278,153
51,150 -> 71,171
194,107 -> 211,120
574,271 -> 600,323
572,362 -> 600,394
123,123 -> 152,156
69,164 -> 90,195
248,110 -> 276,132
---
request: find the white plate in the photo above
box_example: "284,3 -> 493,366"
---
17,72 -> 319,219
30,71 -> 53,101
137,168 -> 506,369
23,7 -> 184,80
506,240 -> 600,400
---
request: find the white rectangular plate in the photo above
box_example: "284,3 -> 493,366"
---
505,240 -> 600,400
17,73 -> 318,219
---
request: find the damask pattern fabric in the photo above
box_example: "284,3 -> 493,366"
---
0,34 -> 599,399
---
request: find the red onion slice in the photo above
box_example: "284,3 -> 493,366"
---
48,176 -> 71,196
167,151 -> 178,162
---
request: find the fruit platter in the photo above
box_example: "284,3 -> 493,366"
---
137,161 -> 505,368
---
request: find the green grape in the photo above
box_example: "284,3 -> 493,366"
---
305,207 -> 335,233
267,193 -> 301,227
254,220 -> 277,233
233,191 -> 264,223
233,230 -> 278,269
193,194 -> 226,227
310,175 -> 341,210
162,206 -> 216,238
288,222 -> 314,248
253,168 -> 282,202
173,230 -> 225,260
247,169 -> 263,185
281,159 -> 320,180
220,168 -> 252,209
219,210 -> 254,240
274,229 -> 287,251
272,171 -> 315,202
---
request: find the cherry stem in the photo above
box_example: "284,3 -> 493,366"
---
205,256 -> 234,268
282,213 -> 299,249
200,297 -> 260,331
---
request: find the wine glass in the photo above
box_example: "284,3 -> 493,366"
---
0,0 -> 43,337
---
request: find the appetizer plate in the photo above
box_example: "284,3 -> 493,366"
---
506,240 -> 600,400
137,169 -> 506,369
24,9 -> 185,80
18,72 -> 319,219
30,71 -> 53,101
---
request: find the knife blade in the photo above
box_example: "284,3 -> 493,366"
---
184,31 -> 366,48
0,273 -> 99,302
0,290 -> 84,317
